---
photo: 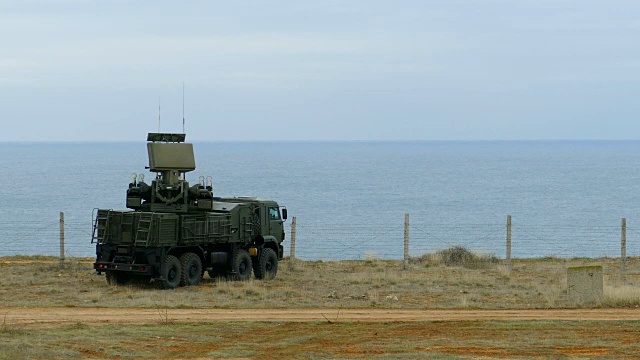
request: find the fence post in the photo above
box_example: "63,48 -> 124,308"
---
289,216 -> 296,271
621,217 -> 627,273
506,215 -> 512,273
59,211 -> 65,269
403,213 -> 409,270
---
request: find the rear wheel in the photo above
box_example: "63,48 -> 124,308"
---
253,248 -> 278,280
180,253 -> 202,286
232,249 -> 252,281
158,255 -> 181,289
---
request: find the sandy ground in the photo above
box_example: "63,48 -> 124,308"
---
2,307 -> 640,328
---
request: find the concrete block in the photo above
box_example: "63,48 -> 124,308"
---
567,265 -> 603,306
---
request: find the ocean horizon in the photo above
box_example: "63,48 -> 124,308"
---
1,139 -> 639,260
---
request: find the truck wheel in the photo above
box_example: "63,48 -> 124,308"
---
233,249 -> 252,281
105,272 -> 129,286
180,253 -> 202,286
253,248 -> 278,280
158,255 -> 181,289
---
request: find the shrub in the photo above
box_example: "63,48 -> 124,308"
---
413,246 -> 499,269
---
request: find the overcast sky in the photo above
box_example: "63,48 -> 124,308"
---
1,0 -> 639,141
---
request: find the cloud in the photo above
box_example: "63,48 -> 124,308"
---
2,32 -> 459,94
2,0 -> 640,140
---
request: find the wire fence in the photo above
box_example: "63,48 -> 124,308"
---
0,213 -> 637,261
0,217 -> 94,257
291,222 -> 637,260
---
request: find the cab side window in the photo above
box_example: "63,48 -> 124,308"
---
269,207 -> 280,220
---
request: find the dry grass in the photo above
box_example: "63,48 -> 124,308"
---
0,254 -> 639,309
2,254 -> 640,358
604,286 -> 640,307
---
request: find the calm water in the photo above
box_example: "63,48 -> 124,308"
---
1,141 -> 640,259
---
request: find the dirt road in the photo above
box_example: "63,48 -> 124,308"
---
2,307 -> 639,328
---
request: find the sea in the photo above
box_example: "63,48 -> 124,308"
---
1,140 -> 640,260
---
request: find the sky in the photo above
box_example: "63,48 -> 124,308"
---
1,0 -> 639,141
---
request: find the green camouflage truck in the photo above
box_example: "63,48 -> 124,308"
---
92,133 -> 287,288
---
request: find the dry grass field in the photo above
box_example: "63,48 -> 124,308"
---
1,253 -> 639,309
1,253 -> 640,358
2,320 -> 640,359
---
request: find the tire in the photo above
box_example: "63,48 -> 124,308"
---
232,249 -> 252,281
105,271 -> 129,286
158,255 -> 181,289
180,253 -> 202,286
253,248 -> 278,280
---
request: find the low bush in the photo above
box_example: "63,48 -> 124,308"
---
413,246 -> 499,269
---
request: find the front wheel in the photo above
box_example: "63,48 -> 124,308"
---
253,248 -> 278,280
232,249 -> 252,281
158,255 -> 181,289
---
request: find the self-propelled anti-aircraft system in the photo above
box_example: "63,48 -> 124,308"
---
92,133 -> 287,288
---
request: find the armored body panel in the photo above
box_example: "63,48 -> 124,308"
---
94,209 -> 237,247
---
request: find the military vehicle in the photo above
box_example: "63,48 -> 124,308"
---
92,133 -> 287,288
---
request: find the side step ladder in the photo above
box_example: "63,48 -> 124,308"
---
92,209 -> 111,244
135,213 -> 154,247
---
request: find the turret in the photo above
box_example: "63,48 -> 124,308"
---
126,133 -> 213,212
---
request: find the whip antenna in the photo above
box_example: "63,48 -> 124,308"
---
158,97 -> 161,132
182,82 -> 185,133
